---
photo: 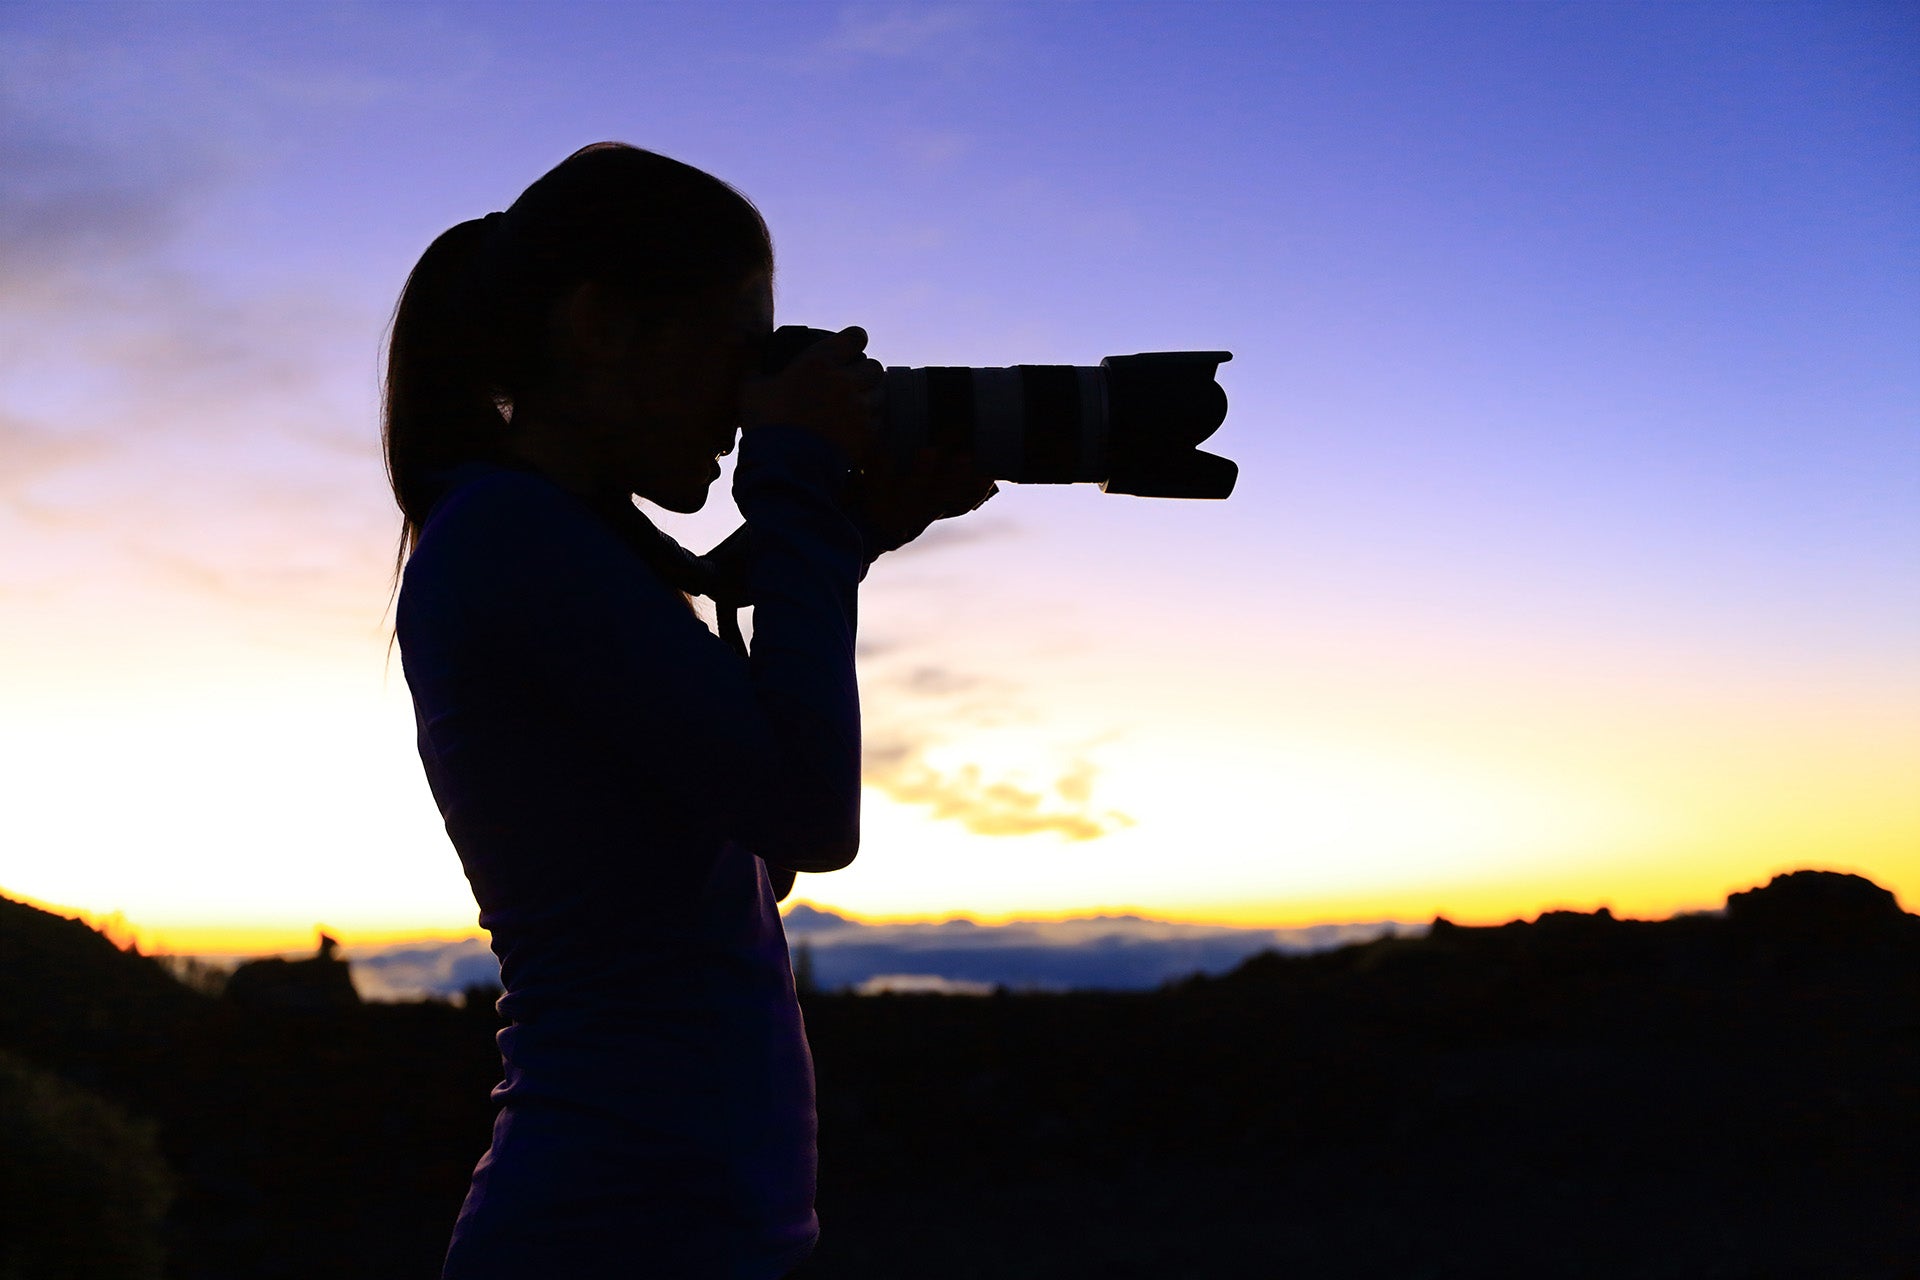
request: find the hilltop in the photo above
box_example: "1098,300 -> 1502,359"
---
0,894 -> 207,1072
0,870 -> 1914,1278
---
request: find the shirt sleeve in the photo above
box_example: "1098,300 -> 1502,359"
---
725,423 -> 864,870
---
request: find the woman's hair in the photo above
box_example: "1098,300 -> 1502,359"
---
381,142 -> 775,573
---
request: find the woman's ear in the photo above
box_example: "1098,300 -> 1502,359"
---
552,280 -> 642,371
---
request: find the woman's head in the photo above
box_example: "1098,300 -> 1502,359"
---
382,143 -> 775,561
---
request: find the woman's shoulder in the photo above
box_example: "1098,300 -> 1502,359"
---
414,463 -> 629,575
424,462 -> 586,537
400,460 -> 703,635
401,463 -> 621,609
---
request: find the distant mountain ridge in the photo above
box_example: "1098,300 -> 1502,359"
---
776,904 -> 1422,995
341,906 -> 1423,1001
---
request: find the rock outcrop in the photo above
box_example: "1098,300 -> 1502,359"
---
224,934 -> 361,1011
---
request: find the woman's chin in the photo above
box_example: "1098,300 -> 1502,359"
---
649,478 -> 713,515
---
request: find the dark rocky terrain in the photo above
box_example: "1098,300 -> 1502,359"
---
1,869 -> 1914,1278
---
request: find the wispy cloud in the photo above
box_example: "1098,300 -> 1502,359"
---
877,513 -> 1021,558
898,664 -> 986,696
0,414 -> 99,507
895,128 -> 972,173
0,43 -> 232,295
740,2 -> 1002,81
862,659 -> 1133,840
823,5 -> 977,59
0,38 -> 395,645
866,750 -> 1129,840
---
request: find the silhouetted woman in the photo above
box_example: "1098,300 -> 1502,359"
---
384,143 -> 987,1278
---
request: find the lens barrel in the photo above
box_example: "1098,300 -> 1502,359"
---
761,326 -> 1236,499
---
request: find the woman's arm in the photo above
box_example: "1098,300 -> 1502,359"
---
404,318 -> 889,884
399,429 -> 864,882
724,423 -> 863,871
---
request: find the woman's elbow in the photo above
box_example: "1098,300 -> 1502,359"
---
743,780 -> 859,872
779,826 -> 859,874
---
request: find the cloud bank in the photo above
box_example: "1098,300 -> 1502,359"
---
328,909 -> 1422,1001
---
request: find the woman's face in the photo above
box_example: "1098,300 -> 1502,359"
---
565,269 -> 774,514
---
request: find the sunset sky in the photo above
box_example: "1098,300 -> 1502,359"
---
3,1 -> 1914,955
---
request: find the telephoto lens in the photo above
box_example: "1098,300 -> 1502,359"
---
760,325 -> 1237,499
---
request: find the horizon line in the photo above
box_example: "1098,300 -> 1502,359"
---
3,877 -> 1851,961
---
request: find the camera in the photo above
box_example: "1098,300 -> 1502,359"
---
760,325 -> 1237,500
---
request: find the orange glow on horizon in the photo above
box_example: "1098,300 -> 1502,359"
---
14,849 -> 1910,962
0,889 -> 480,959
789,854 -> 1912,931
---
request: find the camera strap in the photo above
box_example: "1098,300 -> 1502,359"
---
587,495 -> 755,661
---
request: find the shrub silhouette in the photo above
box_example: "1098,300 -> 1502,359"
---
0,1048 -> 173,1280
0,895 -> 205,1068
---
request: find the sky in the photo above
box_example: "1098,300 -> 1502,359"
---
1,0 -> 1914,954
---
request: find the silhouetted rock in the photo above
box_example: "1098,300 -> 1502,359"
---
224,935 -> 361,1011
1726,868 -> 1903,929
1723,869 -> 1916,971
1531,905 -> 1618,935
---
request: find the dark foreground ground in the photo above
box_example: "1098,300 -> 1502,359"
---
1,870 -> 1914,1279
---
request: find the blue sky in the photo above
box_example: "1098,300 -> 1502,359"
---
1,1 -> 1914,949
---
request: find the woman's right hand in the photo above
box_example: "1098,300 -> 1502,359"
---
739,325 -> 883,466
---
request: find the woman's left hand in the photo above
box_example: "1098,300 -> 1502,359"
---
843,445 -> 998,553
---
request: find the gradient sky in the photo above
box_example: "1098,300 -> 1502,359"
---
2,1 -> 1914,953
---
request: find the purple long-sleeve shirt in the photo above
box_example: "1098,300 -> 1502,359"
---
398,424 -> 864,1277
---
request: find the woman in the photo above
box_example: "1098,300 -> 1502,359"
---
386,143 -> 988,1278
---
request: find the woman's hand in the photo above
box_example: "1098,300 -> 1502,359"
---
738,325 -> 883,464
843,444 -> 999,554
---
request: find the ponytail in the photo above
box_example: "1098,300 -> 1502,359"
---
382,215 -> 512,574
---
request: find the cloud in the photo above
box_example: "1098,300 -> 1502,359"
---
1055,758 -> 1095,805
0,261 -> 392,637
822,5 -> 977,60
330,912 -> 1426,999
0,414 -> 101,507
0,36 -> 241,296
898,129 -> 972,170
0,43 -> 395,644
867,755 -> 1122,839
742,2 -> 1002,81
899,664 -> 986,696
853,973 -> 996,995
789,913 -> 1422,992
859,640 -> 1132,839
875,660 -> 1026,729
863,712 -> 1132,842
342,936 -> 500,1002
875,513 -> 1021,558
0,134 -> 198,294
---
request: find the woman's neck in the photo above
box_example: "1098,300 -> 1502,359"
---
505,405 -> 624,502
